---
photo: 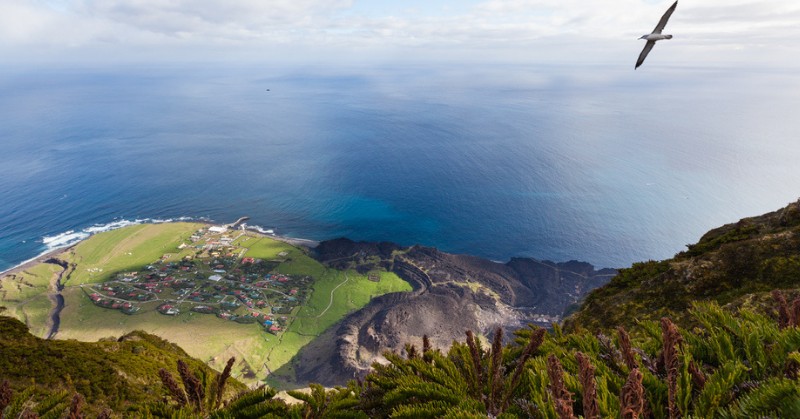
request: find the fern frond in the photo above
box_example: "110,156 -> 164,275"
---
693,360 -> 747,417
719,377 -> 800,418
33,390 -> 69,419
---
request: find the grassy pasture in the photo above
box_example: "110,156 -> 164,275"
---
293,269 -> 411,335
64,222 -> 204,285
16,294 -> 54,338
276,253 -> 327,278
1,263 -> 60,302
58,286 -> 274,382
1,262 -> 63,334
239,236 -> 300,259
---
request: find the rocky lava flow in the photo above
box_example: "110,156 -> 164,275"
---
281,239 -> 616,386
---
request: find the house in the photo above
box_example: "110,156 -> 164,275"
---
209,226 -> 227,234
158,304 -> 180,316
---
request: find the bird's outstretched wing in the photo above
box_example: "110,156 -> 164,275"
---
636,41 -> 656,69
652,0 -> 678,34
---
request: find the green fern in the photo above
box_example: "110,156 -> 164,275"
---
693,360 -> 747,417
209,386 -> 288,419
718,377 -> 800,418
2,386 -> 36,419
286,383 -> 366,419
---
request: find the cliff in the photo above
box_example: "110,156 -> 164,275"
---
278,239 -> 615,386
567,198 -> 800,331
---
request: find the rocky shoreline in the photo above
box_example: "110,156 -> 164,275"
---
1,246 -> 75,278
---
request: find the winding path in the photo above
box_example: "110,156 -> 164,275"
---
314,272 -> 350,319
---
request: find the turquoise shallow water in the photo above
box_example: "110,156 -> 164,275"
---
1,64 -> 799,270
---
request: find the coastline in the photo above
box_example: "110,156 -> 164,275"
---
1,246 -> 74,278
1,221 -> 320,279
263,233 -> 320,249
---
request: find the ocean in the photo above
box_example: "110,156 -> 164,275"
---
2,63 -> 799,271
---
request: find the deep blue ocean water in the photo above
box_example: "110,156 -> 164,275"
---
2,63 -> 800,271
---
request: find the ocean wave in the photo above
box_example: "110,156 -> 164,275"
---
247,224 -> 276,235
42,230 -> 91,249
41,217 -> 203,251
0,216 -> 212,275
83,219 -> 142,234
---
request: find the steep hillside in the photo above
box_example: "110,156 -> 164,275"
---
568,198 -> 800,332
0,313 -> 245,415
276,239 -> 615,386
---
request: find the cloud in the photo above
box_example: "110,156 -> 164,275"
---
77,0 -> 353,37
1,0 -> 798,66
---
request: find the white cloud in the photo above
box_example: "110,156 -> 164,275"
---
1,0 -> 798,66
77,0 -> 353,36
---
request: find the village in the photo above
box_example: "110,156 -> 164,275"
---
81,225 -> 313,336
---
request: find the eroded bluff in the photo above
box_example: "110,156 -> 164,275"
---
282,238 -> 616,386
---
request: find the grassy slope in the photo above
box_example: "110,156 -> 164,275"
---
0,314 -> 246,415
1,262 -> 63,338
293,269 -> 411,335
63,222 -> 205,285
567,199 -> 800,332
27,223 -> 411,387
244,238 -> 411,367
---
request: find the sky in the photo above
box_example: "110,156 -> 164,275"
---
2,0 -> 799,68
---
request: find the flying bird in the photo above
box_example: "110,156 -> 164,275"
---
636,1 -> 678,69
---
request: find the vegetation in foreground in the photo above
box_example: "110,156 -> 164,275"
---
4,290 -> 800,418
5,202 -> 800,416
0,308 -> 246,417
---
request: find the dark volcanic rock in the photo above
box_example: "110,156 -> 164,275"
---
285,239 -> 616,386
314,238 -> 401,273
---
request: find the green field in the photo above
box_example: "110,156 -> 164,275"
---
57,287 -> 275,380
0,261 -> 63,337
5,222 -> 412,387
16,294 -> 54,338
63,222 -> 205,285
293,269 -> 411,335
1,262 -> 60,302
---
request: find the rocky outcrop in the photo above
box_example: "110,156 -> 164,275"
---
284,240 -> 615,386
567,198 -> 800,332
